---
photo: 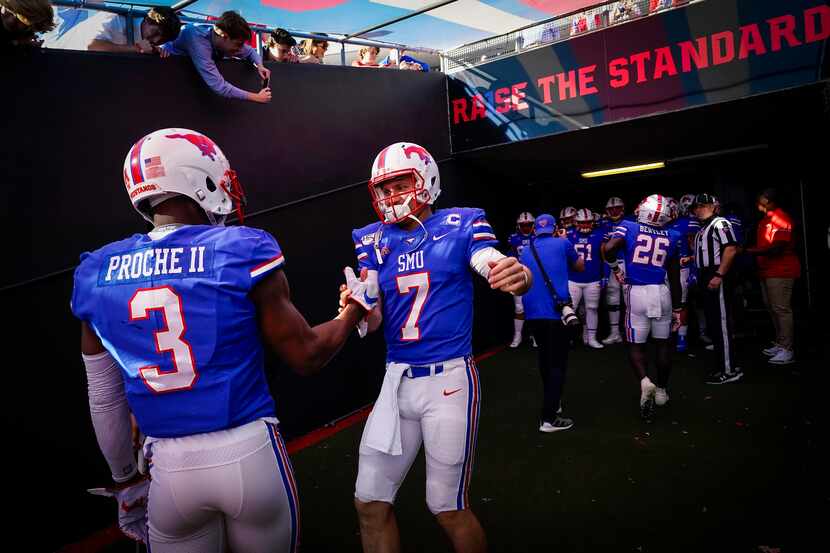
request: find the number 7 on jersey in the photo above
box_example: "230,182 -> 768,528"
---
396,272 -> 431,341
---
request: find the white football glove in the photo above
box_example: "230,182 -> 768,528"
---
343,267 -> 379,312
88,477 -> 150,543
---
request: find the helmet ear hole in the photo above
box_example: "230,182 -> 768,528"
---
205,177 -> 217,192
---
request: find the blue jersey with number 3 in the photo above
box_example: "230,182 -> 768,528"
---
566,228 -> 605,282
71,225 -> 283,438
352,208 -> 498,365
612,220 -> 684,285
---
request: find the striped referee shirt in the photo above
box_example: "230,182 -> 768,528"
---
695,216 -> 738,268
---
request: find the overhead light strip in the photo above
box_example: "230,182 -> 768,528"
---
581,162 -> 665,179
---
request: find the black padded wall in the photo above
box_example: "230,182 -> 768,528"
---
1,49 -> 456,549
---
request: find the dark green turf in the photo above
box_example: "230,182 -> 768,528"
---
291,339 -> 823,553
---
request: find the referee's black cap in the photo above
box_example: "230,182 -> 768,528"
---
693,192 -> 719,207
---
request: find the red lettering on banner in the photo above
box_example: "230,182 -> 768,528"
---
768,15 -> 801,51
452,99 -> 469,124
711,31 -> 735,65
679,37 -> 709,72
537,74 -> 556,104
653,47 -> 678,80
471,95 -> 487,120
557,70 -> 577,100
630,51 -> 651,84
805,5 -> 830,43
511,82 -> 529,110
495,87 -> 511,113
578,65 -> 599,96
738,23 -> 767,59
609,57 -> 629,88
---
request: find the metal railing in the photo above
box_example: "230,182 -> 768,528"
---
49,0 -> 441,66
441,0 -> 701,73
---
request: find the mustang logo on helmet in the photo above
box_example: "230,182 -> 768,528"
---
166,133 -> 219,161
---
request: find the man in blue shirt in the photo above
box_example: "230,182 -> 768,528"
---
159,11 -> 271,103
520,214 -> 584,433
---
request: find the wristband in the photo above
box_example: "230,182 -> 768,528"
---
714,272 -> 724,278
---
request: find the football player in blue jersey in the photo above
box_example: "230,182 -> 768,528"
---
508,211 -> 536,348
345,142 -> 532,553
558,206 -> 576,235
71,129 -> 372,552
601,197 -> 626,345
567,209 -> 606,349
669,194 -> 701,352
602,194 -> 688,420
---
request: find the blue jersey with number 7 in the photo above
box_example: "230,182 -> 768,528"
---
352,208 -> 498,365
611,219 -> 684,285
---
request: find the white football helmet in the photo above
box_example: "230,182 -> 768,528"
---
679,194 -> 695,216
635,194 -> 672,227
575,208 -> 594,233
605,196 -> 625,221
123,128 -> 245,225
369,142 -> 440,224
559,206 -> 577,227
666,197 -> 679,221
516,211 -> 535,235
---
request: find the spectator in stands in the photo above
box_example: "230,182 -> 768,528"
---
379,48 -> 429,71
265,27 -> 298,63
610,0 -> 642,24
649,0 -> 675,13
539,21 -> 562,44
158,11 -> 271,104
352,46 -> 380,67
44,7 -> 180,54
746,188 -> 801,365
1,0 -> 54,50
299,34 -> 328,64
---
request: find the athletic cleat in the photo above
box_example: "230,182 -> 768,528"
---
655,387 -> 669,406
700,334 -> 713,346
639,378 -> 656,420
587,338 -> 604,349
602,331 -> 623,345
509,334 -> 522,348
705,344 -> 714,351
539,416 -> 574,433
530,336 -> 538,348
762,343 -> 783,357
768,349 -> 794,365
676,335 -> 687,353
706,371 -> 743,385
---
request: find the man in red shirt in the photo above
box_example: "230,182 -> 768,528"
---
746,189 -> 801,365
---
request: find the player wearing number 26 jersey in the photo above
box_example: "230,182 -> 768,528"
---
71,128 -> 366,553
350,142 -> 531,553
604,194 -> 686,421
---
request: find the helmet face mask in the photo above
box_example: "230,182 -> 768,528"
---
575,208 -> 593,233
559,206 -> 576,228
370,142 -> 439,225
370,171 -> 428,224
516,211 -> 535,235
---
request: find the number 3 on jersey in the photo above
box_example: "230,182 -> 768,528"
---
396,272 -> 430,341
129,286 -> 199,393
632,235 -> 670,267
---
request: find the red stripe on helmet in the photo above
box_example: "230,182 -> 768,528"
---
129,136 -> 148,186
376,145 -> 392,172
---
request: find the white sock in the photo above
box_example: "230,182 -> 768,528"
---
514,318 -> 524,337
609,308 -> 620,327
586,308 -> 598,336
